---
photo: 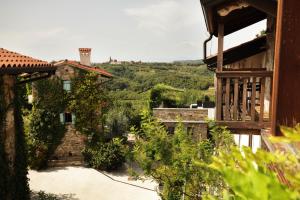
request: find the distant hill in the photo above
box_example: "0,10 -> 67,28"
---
173,59 -> 204,65
93,62 -> 214,108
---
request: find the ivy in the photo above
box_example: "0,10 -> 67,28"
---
69,72 -> 109,138
26,78 -> 67,169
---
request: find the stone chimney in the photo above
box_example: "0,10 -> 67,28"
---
79,48 -> 91,66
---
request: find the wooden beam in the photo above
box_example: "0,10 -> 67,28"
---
260,78 -> 266,122
271,0 -> 300,135
216,71 -> 273,78
216,21 -> 224,121
242,79 -> 248,121
225,78 -> 230,120
251,77 -> 257,121
243,0 -> 277,17
217,22 -> 224,72
233,78 -> 239,120
216,121 -> 271,130
216,78 -> 223,121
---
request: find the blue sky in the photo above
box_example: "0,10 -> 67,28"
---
0,0 -> 265,62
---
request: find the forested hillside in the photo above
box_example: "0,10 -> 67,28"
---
95,62 -> 215,109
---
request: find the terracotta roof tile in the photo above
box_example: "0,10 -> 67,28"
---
0,48 -> 54,74
54,60 -> 112,78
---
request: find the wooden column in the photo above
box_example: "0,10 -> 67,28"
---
271,0 -> 300,135
216,22 -> 224,121
2,74 -> 16,200
217,22 -> 224,72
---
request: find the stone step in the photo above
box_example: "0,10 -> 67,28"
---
50,156 -> 84,162
48,159 -> 84,167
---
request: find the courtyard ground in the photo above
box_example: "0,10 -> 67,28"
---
29,166 -> 160,200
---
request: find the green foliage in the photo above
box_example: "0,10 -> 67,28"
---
83,138 -> 127,171
97,63 -> 214,110
14,83 -> 30,199
69,72 -> 109,136
26,79 -> 66,169
206,125 -> 300,200
150,84 -> 184,108
131,111 -> 234,200
98,63 -> 214,92
31,191 -> 76,200
270,124 -> 300,143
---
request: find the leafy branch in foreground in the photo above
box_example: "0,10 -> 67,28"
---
205,124 -> 300,200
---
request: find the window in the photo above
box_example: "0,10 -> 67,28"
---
60,113 -> 76,124
167,127 -> 175,134
65,113 -> 72,123
187,127 -> 194,135
63,80 -> 71,91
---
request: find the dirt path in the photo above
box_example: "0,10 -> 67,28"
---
29,167 -> 160,200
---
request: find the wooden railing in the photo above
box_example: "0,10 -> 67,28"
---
216,70 -> 273,124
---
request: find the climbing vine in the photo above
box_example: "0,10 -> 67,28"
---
26,78 -> 67,169
69,72 -> 109,138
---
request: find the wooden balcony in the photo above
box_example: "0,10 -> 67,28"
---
216,70 -> 273,130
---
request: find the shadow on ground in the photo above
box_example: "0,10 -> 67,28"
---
31,191 -> 79,200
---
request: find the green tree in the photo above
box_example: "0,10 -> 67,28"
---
131,111 -> 234,200
69,72 -> 110,138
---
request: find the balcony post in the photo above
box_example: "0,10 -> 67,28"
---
216,22 -> 224,121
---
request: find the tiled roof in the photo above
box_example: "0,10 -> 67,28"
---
54,60 -> 112,78
0,48 -> 54,74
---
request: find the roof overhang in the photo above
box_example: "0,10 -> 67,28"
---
200,0 -> 276,36
0,48 -> 56,75
204,35 -> 267,70
0,66 -> 56,75
54,60 -> 113,78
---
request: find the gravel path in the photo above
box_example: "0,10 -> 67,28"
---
29,167 -> 160,200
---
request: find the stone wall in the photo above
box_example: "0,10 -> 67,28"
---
153,108 -> 208,121
162,121 -> 207,141
55,64 -> 77,80
153,108 -> 208,141
49,125 -> 86,167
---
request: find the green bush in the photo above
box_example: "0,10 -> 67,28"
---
83,138 -> 127,171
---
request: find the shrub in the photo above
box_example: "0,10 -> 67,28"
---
83,138 -> 127,171
131,111 -> 234,199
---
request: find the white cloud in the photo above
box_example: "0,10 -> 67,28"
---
124,0 -> 200,36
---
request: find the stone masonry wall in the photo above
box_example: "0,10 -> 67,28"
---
153,108 -> 208,121
153,108 -> 208,141
50,125 -> 86,166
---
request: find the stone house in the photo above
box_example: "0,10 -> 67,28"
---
153,108 -> 208,141
46,48 -> 113,167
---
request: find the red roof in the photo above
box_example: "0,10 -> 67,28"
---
54,60 -> 112,78
0,48 -> 54,74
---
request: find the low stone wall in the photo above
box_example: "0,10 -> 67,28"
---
153,108 -> 208,141
162,121 -> 207,141
153,108 -> 208,121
